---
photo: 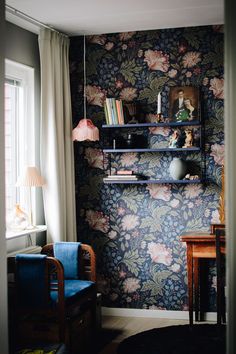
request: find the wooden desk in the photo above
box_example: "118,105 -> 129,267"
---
180,230 -> 225,325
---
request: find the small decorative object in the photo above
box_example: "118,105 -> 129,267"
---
218,164 -> 225,223
169,129 -> 180,148
169,158 -> 187,180
157,92 -> 162,114
169,86 -> 200,122
182,129 -> 194,148
7,204 -> 28,231
125,103 -> 138,124
184,174 -> 200,180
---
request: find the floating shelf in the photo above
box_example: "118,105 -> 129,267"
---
103,147 -> 201,153
103,179 -> 202,184
102,121 -> 201,129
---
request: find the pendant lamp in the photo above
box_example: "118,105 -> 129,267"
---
72,36 -> 99,142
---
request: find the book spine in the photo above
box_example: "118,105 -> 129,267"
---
104,103 -> 109,125
111,98 -> 118,124
105,98 -> 113,125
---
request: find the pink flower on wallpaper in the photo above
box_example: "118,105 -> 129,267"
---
147,242 -> 173,266
119,270 -> 127,279
144,50 -> 170,72
119,32 -> 136,41
108,230 -> 117,240
184,185 -> 202,199
86,85 -> 106,107
85,210 -> 109,233
182,51 -> 201,68
117,207 -> 126,216
211,210 -> 220,224
146,184 -> 171,201
210,143 -> 225,165
84,147 -> 104,169
123,277 -> 140,293
120,152 -> 138,166
105,42 -> 114,51
121,214 -> 140,231
87,34 -> 106,45
209,77 -> 224,99
119,87 -> 137,101
168,69 -> 177,78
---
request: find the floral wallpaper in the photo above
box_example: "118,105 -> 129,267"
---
69,25 -> 224,311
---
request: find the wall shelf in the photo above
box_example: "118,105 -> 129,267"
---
103,147 -> 201,153
103,179 -> 202,184
102,121 -> 201,129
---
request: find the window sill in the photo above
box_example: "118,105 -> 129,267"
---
6,225 -> 47,240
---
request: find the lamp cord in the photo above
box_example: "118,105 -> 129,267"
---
83,35 -> 87,119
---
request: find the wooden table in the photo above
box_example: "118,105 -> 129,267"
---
180,227 -> 225,325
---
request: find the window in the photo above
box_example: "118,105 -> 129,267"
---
5,59 -> 35,226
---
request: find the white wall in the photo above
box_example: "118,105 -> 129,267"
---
0,0 -> 9,352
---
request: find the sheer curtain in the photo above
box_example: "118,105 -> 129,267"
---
38,29 -> 76,242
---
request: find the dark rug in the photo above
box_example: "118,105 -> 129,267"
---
117,324 -> 226,354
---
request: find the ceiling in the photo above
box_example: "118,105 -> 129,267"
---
6,0 -> 224,36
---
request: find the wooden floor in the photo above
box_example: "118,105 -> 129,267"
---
98,316 -> 188,354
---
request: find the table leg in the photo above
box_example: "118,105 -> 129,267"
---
187,244 -> 193,325
194,258 -> 199,321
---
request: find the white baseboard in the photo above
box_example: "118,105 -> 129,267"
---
102,307 -> 217,322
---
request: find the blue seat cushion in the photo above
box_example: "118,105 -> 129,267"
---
50,279 -> 95,305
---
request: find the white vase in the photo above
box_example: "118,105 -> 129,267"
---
169,158 -> 187,180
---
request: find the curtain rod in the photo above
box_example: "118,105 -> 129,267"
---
6,4 -> 68,37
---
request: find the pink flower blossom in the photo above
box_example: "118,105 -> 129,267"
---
123,277 -> 140,293
209,77 -> 224,99
120,87 -> 137,102
144,50 -> 170,72
120,152 -> 138,166
108,230 -> 117,239
146,184 -> 171,201
186,71 -> 192,78
86,85 -> 106,107
122,44 -> 128,50
84,147 -> 104,169
148,242 -> 173,266
119,270 -> 127,279
117,207 -> 126,216
184,185 -> 202,199
121,214 -> 140,231
105,42 -> 114,51
168,69 -> 177,78
119,32 -> 136,41
210,143 -> 224,165
85,210 -> 109,233
87,35 -> 106,45
182,51 -> 201,68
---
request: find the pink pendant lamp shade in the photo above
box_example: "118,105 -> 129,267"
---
72,118 -> 99,142
72,36 -> 99,142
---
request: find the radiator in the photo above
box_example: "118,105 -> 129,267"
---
7,245 -> 42,257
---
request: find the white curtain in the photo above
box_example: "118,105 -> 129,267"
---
38,29 -> 77,242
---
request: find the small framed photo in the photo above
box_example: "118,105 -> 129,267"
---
169,86 -> 200,122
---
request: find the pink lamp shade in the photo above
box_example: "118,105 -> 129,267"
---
16,166 -> 45,187
72,118 -> 99,142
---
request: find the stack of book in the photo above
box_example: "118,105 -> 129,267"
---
103,170 -> 140,182
104,98 -> 125,125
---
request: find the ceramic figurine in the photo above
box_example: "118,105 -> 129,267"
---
169,129 -> 180,148
182,129 -> 194,148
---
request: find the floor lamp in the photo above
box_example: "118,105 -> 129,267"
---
16,166 -> 45,229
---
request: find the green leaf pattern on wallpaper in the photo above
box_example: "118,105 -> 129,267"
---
70,25 -> 224,310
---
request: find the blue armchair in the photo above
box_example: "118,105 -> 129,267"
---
8,242 -> 97,353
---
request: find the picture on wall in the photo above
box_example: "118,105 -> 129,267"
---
169,86 -> 200,122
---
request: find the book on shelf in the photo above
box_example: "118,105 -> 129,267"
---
116,170 -> 133,175
104,98 -> 125,125
105,174 -> 138,180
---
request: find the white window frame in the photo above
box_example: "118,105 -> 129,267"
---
5,59 -> 36,251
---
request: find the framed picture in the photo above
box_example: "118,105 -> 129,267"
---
169,86 -> 200,122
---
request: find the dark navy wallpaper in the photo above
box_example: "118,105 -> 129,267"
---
69,25 -> 224,310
